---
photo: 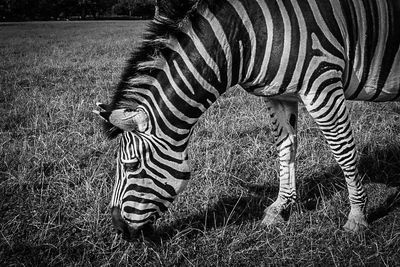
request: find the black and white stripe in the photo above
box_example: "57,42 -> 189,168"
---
100,0 -> 400,236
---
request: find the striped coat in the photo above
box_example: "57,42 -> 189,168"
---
95,0 -> 400,240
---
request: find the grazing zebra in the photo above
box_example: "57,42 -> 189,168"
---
94,0 -> 400,239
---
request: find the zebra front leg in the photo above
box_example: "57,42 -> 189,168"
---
261,99 -> 298,226
300,90 -> 368,232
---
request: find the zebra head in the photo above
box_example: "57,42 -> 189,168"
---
94,0 -> 221,241
94,102 -> 190,240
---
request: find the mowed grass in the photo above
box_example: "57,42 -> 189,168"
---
1,21 -> 400,266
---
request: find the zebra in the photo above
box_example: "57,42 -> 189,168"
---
94,0 -> 400,240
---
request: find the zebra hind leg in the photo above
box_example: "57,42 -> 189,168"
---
300,89 -> 368,232
261,99 -> 298,226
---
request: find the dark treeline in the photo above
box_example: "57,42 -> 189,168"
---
0,0 -> 157,21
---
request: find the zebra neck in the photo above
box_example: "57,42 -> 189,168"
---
123,2 -> 258,149
129,57 -> 224,152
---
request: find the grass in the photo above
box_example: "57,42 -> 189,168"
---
1,21 -> 399,266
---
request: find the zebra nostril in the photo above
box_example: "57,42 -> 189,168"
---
110,208 -> 158,241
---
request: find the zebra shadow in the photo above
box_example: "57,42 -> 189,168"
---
358,144 -> 400,222
152,185 -> 278,242
152,144 -> 400,242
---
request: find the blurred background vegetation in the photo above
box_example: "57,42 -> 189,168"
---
0,0 -> 157,21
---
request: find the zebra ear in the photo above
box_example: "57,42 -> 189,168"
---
93,102 -> 148,132
93,102 -> 112,122
109,108 -> 149,133
96,102 -> 110,111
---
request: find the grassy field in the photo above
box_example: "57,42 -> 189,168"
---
1,21 -> 400,266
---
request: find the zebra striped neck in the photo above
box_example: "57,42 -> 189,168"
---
106,4 -> 246,147
104,1 -> 236,139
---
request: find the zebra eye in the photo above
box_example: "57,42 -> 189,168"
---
123,159 -> 141,172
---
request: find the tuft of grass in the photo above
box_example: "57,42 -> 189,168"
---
1,21 -> 399,266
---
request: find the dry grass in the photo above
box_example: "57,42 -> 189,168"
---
1,21 -> 399,266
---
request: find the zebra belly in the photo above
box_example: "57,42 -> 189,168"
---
248,82 -> 300,99
341,0 -> 400,102
344,46 -> 400,102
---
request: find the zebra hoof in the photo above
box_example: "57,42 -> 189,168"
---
261,205 -> 285,226
343,214 -> 369,233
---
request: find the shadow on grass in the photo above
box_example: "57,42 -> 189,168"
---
359,144 -> 400,186
151,185 -> 278,242
358,144 -> 400,223
151,143 -> 400,243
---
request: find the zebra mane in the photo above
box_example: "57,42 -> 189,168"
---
156,0 -> 199,22
103,0 -> 218,138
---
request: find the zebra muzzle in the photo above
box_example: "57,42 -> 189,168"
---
111,207 -> 156,241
